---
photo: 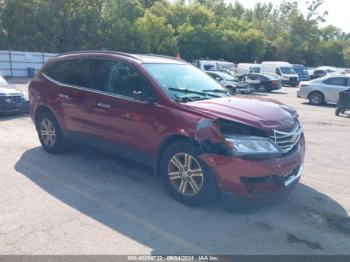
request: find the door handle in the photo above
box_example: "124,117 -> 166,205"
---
58,94 -> 70,100
96,102 -> 111,109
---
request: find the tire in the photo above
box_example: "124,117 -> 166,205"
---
227,86 -> 236,94
308,91 -> 324,105
335,108 -> 340,116
160,140 -> 218,206
257,85 -> 266,93
36,111 -> 68,153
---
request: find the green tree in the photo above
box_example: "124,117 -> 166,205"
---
135,10 -> 176,54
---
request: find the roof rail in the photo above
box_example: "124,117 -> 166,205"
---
56,50 -> 141,60
144,53 -> 186,62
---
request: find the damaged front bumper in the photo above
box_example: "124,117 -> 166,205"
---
199,137 -> 305,201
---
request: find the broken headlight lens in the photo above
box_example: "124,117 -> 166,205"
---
225,136 -> 280,156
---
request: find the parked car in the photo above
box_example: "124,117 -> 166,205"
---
237,73 -> 282,92
206,71 -> 252,94
0,76 -> 8,85
0,86 -> 29,114
309,66 -> 338,80
261,61 -> 299,87
29,51 -> 305,206
292,64 -> 310,81
193,59 -> 235,72
297,75 -> 350,105
236,63 -> 261,75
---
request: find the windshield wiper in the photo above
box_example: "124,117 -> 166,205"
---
168,87 -> 221,98
202,89 -> 230,94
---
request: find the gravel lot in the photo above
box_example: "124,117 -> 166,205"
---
0,83 -> 349,254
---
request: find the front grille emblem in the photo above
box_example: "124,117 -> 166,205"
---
271,123 -> 302,154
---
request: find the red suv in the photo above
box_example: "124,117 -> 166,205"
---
29,51 -> 305,206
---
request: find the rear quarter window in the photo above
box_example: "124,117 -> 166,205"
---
323,77 -> 349,86
42,58 -> 109,90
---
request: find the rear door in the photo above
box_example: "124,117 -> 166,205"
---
48,58 -> 109,137
322,77 -> 350,103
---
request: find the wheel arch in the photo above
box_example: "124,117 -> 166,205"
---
307,90 -> 325,100
154,134 -> 199,176
34,105 -> 58,130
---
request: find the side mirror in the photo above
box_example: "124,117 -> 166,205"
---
132,90 -> 156,104
215,77 -> 221,81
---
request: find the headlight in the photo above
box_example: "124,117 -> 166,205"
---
225,136 -> 280,157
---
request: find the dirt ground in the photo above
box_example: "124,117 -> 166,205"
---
0,82 -> 349,254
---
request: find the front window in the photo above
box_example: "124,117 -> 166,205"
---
323,77 -> 349,86
219,73 -> 235,81
142,63 -> 229,102
105,61 -> 154,98
252,67 -> 260,73
293,67 -> 307,75
280,67 -> 296,75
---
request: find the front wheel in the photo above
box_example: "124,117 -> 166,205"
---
160,141 -> 218,206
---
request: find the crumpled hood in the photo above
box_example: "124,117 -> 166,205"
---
186,96 -> 298,131
0,86 -> 23,96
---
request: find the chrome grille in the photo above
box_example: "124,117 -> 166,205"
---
0,95 -> 23,105
271,122 -> 302,154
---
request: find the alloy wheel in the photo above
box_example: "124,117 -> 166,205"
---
40,119 -> 56,147
310,93 -> 323,105
258,85 -> 266,92
167,153 -> 204,196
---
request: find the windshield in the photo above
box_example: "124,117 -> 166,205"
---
293,67 -> 308,75
219,72 -> 235,81
142,63 -> 228,101
280,67 -> 296,74
252,67 -> 261,73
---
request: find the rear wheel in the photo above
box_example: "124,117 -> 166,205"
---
335,108 -> 340,116
257,84 -> 266,92
227,86 -> 236,94
36,111 -> 68,153
308,91 -> 324,105
160,141 -> 218,206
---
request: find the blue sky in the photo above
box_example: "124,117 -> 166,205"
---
225,0 -> 350,33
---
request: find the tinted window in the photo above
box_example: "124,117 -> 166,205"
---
237,74 -> 247,81
45,59 -> 109,90
203,65 -> 214,71
104,61 -> 154,98
323,77 -> 349,86
78,59 -> 109,90
249,74 -> 258,80
258,74 -> 269,80
314,70 -> 325,75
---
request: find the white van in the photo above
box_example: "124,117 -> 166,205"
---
261,61 -> 299,86
236,63 -> 261,75
193,60 -> 235,72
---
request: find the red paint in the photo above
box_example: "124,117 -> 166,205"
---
29,51 -> 305,200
